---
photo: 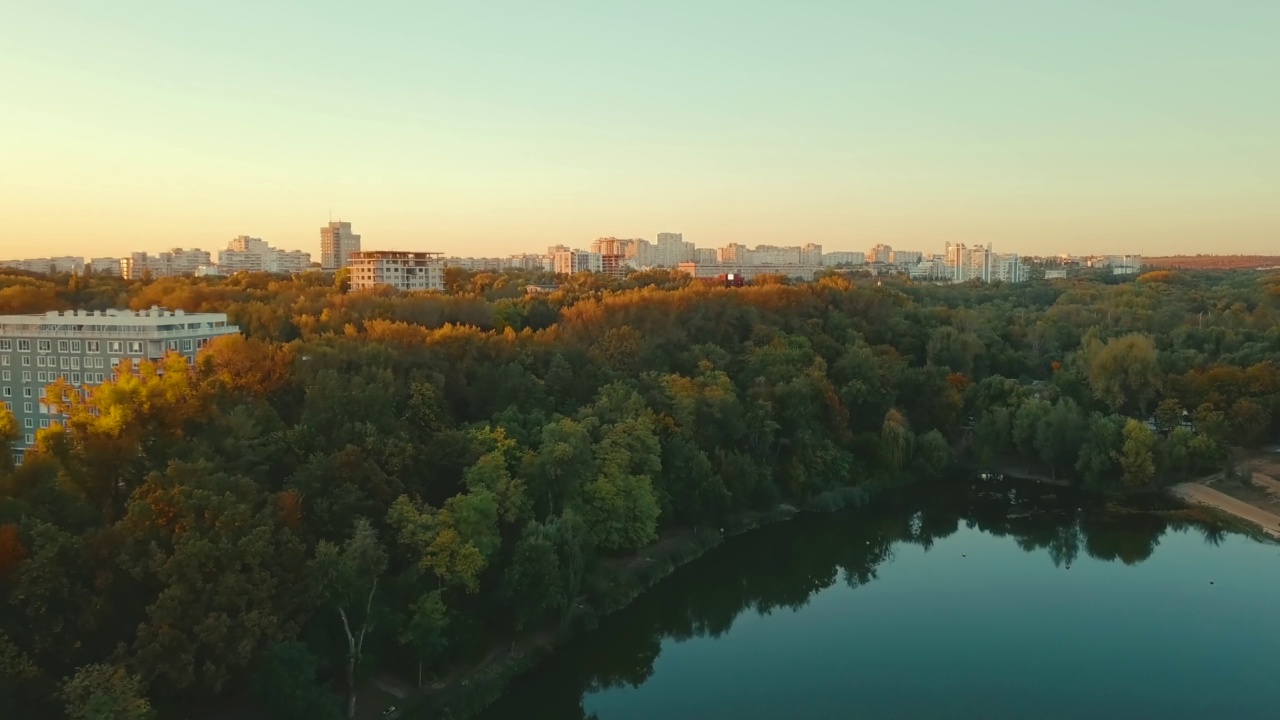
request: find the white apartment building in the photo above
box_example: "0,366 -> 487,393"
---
551,250 -> 603,275
87,258 -> 122,276
693,248 -> 718,265
506,254 -> 546,271
321,222 -> 362,271
654,233 -> 694,267
1092,255 -> 1142,275
121,249 -> 213,279
992,254 -> 1026,283
869,244 -> 893,264
748,245 -> 802,265
822,252 -> 866,266
1,257 -> 87,274
347,251 -> 445,292
442,257 -> 507,272
890,250 -> 923,265
0,307 -> 238,460
800,243 -> 823,265
217,236 -> 312,274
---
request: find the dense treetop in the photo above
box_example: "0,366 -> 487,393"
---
1,266 -> 1277,718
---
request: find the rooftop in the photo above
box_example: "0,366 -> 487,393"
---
0,307 -> 237,334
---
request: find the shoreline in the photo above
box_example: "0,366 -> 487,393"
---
402,484 -> 880,719
1168,482 -> 1280,539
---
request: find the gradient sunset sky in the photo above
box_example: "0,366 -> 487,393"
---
2,0 -> 1276,259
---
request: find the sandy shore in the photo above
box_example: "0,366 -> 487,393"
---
1170,482 -> 1280,538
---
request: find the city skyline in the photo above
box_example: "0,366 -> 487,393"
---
3,1 -> 1277,258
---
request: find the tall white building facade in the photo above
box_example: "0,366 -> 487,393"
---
654,233 -> 694,267
321,222 -> 362,271
551,250 -> 603,274
347,251 -> 445,292
0,308 -> 239,460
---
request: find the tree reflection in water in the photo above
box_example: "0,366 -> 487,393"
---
479,477 -> 1210,720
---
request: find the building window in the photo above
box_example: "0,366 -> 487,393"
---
24,434 -> 33,445
60,357 -> 69,369
95,357 -> 104,368
21,357 -> 29,367
37,340 -> 51,353
11,454 -> 19,467
0,370 -> 7,381
86,340 -> 100,353
57,340 -> 68,352
71,357 -> 80,369
183,339 -> 193,351
0,356 -> 7,366
108,341 -> 123,354
39,419 -> 49,429
71,373 -> 80,385
36,356 -> 45,367
23,403 -> 32,413
22,372 -> 30,382
37,372 -> 45,382
17,340 -> 29,351
127,341 -> 143,355
71,340 -> 81,352
23,388 -> 32,398
110,358 -> 120,367
0,340 -> 9,351
1,388 -> 8,397
38,388 -> 45,398
23,419 -> 32,429
166,340 -> 178,352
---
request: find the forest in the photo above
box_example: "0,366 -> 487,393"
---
1,265 -> 1279,719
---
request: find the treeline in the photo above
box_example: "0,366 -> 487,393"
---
1,266 -> 1279,719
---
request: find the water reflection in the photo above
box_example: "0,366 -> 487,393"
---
479,478 -> 1233,720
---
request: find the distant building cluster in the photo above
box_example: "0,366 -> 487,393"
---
3,235 -> 317,280
1,219 -> 1146,288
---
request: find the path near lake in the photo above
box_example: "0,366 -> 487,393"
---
1171,482 -> 1280,538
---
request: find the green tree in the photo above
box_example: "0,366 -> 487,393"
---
582,470 -> 660,552
252,642 -> 341,720
502,523 -> 565,630
312,518 -> 388,719
1228,399 -> 1271,449
926,327 -> 984,375
1193,403 -> 1229,443
1076,414 -> 1126,491
398,591 -> 450,688
1085,333 -> 1162,413
972,407 -> 1012,468
1120,419 -> 1157,487
1034,399 -> 1087,480
1153,398 -> 1185,435
61,664 -> 154,720
912,430 -> 951,478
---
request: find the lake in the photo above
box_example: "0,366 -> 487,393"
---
477,478 -> 1280,720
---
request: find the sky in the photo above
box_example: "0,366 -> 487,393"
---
1,0 -> 1277,260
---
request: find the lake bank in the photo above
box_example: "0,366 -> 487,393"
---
1166,451 -> 1280,539
477,476 -> 1279,720
399,484 -> 878,719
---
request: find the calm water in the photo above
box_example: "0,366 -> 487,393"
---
478,479 -> 1280,720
